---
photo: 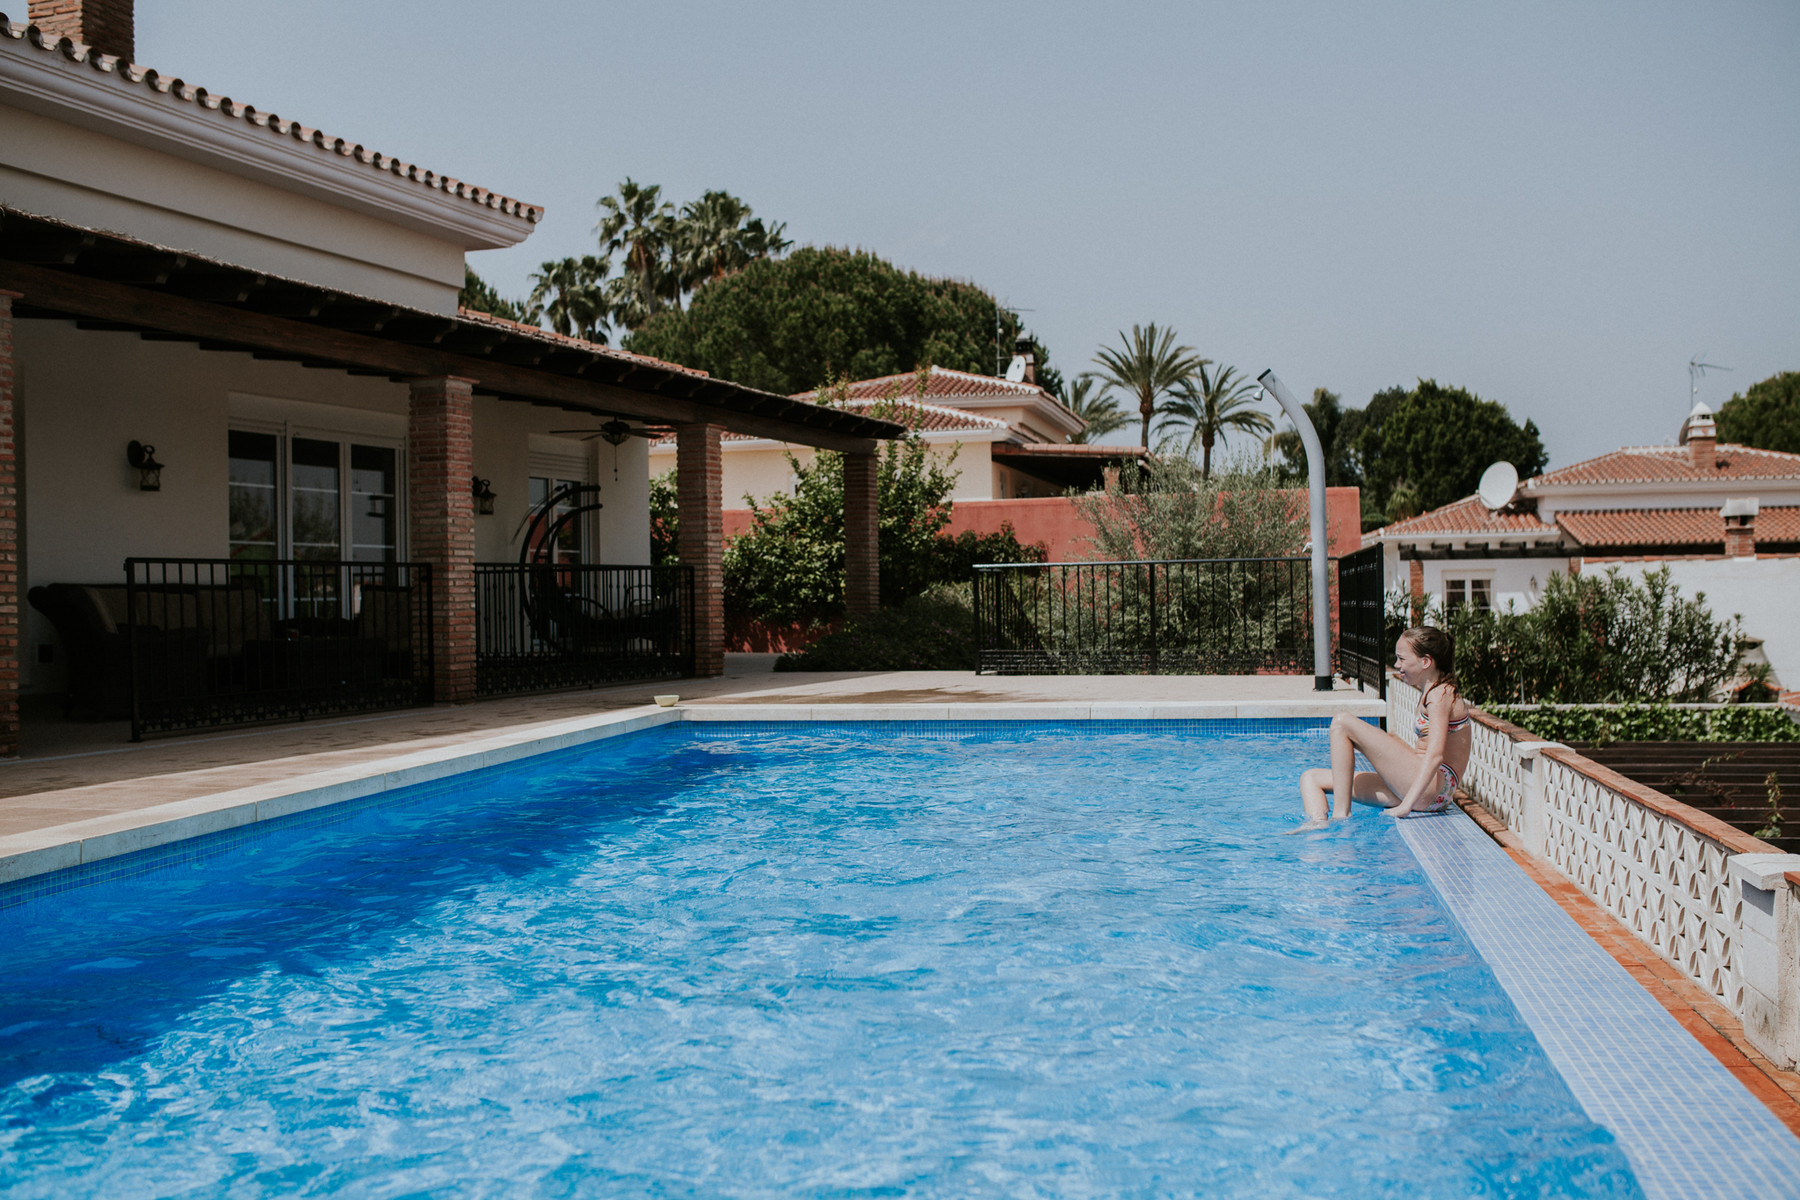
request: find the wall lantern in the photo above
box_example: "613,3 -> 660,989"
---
471,475 -> 497,516
126,441 -> 165,492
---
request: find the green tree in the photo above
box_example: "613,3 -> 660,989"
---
724,436 -> 960,627
1089,323 -> 1208,449
626,247 -> 1051,396
1270,388 -> 1361,487
459,265 -> 532,323
1351,380 -> 1547,517
674,190 -> 791,293
1074,453 -> 1306,562
526,255 -> 610,343
1158,363 -> 1274,478
595,178 -> 678,329
649,470 -> 679,567
1716,371 -> 1800,453
1063,375 -> 1130,443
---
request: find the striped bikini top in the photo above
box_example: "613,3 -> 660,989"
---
1414,683 -> 1470,740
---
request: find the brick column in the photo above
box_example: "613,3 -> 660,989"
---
677,422 -> 725,677
844,450 -> 879,620
408,376 -> 477,703
1408,558 -> 1424,605
0,293 -> 18,757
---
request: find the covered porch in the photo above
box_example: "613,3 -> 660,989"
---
0,209 -> 903,754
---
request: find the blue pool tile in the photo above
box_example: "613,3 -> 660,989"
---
1398,810 -> 1800,1199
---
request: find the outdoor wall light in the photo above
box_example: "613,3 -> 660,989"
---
126,441 -> 165,492
471,476 -> 497,516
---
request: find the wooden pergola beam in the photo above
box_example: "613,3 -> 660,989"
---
0,260 -> 882,455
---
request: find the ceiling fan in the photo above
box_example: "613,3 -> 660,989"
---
547,419 -> 664,446
547,420 -> 667,481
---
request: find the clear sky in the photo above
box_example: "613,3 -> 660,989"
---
139,1 -> 1797,465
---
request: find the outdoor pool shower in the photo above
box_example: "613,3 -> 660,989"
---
1256,371 -> 1333,691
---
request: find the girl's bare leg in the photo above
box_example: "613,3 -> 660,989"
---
1300,767 -> 1402,824
1327,715 -> 1427,819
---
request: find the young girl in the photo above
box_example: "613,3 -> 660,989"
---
1298,626 -> 1471,823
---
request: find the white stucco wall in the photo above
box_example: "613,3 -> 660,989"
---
1603,557 -> 1800,690
18,321 -> 656,693
647,437 -> 988,506
1418,557 -> 1572,615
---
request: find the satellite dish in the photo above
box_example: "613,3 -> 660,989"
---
1477,461 -> 1518,511
1003,355 -> 1027,383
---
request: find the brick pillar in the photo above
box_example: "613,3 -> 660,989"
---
408,376 -> 477,703
677,423 -> 725,677
844,451 -> 879,620
1408,558 -> 1423,603
0,293 -> 18,757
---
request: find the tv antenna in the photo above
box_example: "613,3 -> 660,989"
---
1688,352 -> 1731,411
995,301 -> 1034,376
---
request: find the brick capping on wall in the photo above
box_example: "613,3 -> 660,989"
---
406,376 -> 477,704
677,423 -> 725,677
843,452 -> 878,620
0,292 -> 18,757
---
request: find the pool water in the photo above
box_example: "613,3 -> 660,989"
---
0,723 -> 1642,1198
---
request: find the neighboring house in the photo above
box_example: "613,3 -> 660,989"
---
0,2 -> 899,753
1367,402 -> 1800,685
649,357 -> 1144,505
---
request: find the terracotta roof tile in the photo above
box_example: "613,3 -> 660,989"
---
1557,506 -> 1800,547
456,308 -> 706,377
1526,444 -> 1800,488
1373,496 -> 1559,539
794,366 -> 1058,404
0,14 -> 542,224
651,397 -> 1005,445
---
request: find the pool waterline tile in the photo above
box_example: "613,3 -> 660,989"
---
1396,808 -> 1800,1199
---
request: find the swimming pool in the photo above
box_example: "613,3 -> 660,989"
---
1,722 -> 1645,1197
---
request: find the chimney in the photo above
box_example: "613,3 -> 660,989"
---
1012,333 -> 1035,386
28,0 -> 133,61
1679,400 -> 1717,471
1723,497 -> 1758,558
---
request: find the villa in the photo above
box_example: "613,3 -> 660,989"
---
1368,400 -> 1800,686
0,1 -> 904,751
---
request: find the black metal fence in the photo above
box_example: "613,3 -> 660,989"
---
126,558 -> 434,740
972,558 -> 1317,675
1336,544 -> 1386,695
475,563 -> 694,697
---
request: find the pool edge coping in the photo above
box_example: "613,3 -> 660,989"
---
0,699 -> 1384,887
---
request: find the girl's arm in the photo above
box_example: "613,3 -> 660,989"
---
1392,687 -> 1451,817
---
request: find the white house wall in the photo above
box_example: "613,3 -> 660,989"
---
1602,558 -> 1800,691
18,321 -> 654,693
1418,557 -> 1553,614
647,438 -> 991,506
1,102 -> 465,312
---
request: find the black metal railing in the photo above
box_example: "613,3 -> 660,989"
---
126,558 -> 434,740
1336,543 -> 1386,695
475,563 -> 694,697
972,557 -> 1317,675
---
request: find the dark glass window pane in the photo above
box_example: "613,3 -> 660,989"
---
291,437 -> 341,562
350,444 -> 397,563
228,430 -> 279,561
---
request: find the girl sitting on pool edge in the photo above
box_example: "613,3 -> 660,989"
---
1298,626 -> 1471,826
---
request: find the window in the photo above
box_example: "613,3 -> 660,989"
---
1444,577 -> 1491,611
228,429 -> 402,563
528,476 -> 587,564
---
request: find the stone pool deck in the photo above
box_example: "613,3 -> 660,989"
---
0,665 -> 1382,854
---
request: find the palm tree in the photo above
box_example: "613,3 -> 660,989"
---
1158,363 -> 1274,478
527,255 -> 610,343
1062,375 -> 1130,443
673,191 -> 792,293
1089,323 -> 1208,449
595,179 -> 676,328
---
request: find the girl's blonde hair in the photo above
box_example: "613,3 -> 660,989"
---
1402,625 -> 1458,694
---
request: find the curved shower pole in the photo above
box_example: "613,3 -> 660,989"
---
1256,370 -> 1333,692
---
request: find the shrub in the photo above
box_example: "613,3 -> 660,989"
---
1074,453 -> 1305,562
775,585 -> 975,671
1486,704 -> 1800,745
1385,567 -> 1743,704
